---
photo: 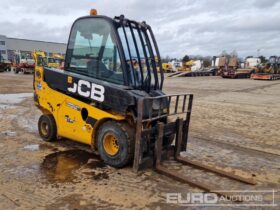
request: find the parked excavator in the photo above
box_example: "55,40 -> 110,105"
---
33,9 -> 256,196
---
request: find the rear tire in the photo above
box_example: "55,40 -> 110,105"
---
38,115 -> 57,142
97,121 -> 134,168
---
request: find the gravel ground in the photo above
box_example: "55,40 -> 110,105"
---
0,72 -> 279,209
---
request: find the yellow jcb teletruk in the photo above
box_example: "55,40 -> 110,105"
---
33,9 -> 256,194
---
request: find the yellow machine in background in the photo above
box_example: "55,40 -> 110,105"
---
162,63 -> 173,73
32,50 -> 47,67
47,53 -> 64,69
178,60 -> 194,72
251,56 -> 280,80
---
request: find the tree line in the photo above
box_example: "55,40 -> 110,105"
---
162,50 -> 268,67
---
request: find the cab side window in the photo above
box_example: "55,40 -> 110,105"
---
66,18 -> 124,85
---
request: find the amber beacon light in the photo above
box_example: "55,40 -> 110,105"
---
90,9 -> 97,16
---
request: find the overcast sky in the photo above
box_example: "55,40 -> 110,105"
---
0,0 -> 279,58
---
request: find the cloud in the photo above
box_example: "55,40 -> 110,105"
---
0,19 -> 69,42
0,0 -> 279,58
253,0 -> 279,8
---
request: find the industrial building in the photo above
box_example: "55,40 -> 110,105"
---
0,34 -> 67,61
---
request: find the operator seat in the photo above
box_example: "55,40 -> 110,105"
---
87,59 -> 113,79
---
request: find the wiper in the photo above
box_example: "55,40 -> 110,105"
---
88,39 -> 93,52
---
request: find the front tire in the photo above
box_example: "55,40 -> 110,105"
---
97,121 -> 134,168
38,115 -> 57,142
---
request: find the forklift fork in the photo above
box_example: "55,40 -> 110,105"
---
133,93 -> 193,171
155,119 -> 256,199
133,94 -> 256,200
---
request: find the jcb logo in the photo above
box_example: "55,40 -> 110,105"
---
68,79 -> 105,102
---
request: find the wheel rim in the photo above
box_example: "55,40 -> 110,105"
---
103,133 -> 119,156
41,122 -> 49,136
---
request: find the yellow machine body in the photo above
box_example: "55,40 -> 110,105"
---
33,56 -> 125,147
32,51 -> 47,63
162,63 -> 172,72
47,54 -> 64,69
178,60 -> 194,72
47,61 -> 59,69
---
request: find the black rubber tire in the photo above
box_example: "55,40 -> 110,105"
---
97,121 -> 134,168
38,115 -> 57,142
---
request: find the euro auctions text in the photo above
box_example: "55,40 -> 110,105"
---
166,190 -> 277,207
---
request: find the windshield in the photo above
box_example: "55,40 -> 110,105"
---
65,17 -> 163,89
65,18 -> 124,85
117,22 -> 162,91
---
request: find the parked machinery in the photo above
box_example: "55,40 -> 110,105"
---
32,50 -> 47,67
33,9 -> 256,195
0,52 -> 11,72
220,56 -> 257,79
162,63 -> 173,73
251,56 -> 280,80
170,60 -> 182,72
220,56 -> 238,78
217,56 -> 227,75
47,53 -> 64,69
190,56 -> 219,76
181,60 -> 194,72
12,51 -> 35,74
168,58 -> 217,78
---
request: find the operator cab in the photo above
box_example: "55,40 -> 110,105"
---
64,12 -> 164,92
42,10 -> 165,114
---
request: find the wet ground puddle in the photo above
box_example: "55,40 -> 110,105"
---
40,149 -> 108,183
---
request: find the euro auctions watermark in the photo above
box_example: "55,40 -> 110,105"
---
166,190 -> 277,207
